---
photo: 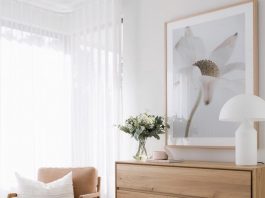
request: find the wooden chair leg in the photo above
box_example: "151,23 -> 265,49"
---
97,177 -> 101,193
7,193 -> 17,198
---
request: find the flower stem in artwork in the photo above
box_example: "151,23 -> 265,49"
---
185,89 -> 202,137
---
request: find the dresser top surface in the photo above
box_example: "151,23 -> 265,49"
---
116,160 -> 265,171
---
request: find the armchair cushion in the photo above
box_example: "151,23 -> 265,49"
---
38,167 -> 98,198
15,172 -> 74,198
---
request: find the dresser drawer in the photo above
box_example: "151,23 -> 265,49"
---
116,164 -> 251,198
117,190 -> 184,198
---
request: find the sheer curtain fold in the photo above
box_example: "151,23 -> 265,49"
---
71,0 -> 122,197
0,21 -> 72,196
0,0 -> 122,198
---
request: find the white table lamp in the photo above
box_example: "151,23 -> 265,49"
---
219,94 -> 265,165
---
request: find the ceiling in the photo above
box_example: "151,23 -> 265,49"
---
17,0 -> 87,13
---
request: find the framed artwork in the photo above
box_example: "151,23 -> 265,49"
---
166,0 -> 258,147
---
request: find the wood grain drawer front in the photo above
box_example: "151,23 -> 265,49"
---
116,164 -> 251,198
117,190 -> 186,198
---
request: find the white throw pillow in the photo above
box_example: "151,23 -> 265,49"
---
15,172 -> 74,198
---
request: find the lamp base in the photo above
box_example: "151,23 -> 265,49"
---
235,122 -> 257,165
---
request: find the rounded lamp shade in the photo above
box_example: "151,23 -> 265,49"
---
219,94 -> 265,122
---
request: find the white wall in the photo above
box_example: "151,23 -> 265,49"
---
122,0 -> 265,162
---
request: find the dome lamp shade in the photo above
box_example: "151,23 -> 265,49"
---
219,94 -> 265,122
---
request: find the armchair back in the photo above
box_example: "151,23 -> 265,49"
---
38,167 -> 99,198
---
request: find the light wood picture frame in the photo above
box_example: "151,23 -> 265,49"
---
165,0 -> 259,148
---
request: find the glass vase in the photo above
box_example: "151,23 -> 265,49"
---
134,139 -> 148,160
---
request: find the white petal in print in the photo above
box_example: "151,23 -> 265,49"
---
175,63 -> 202,88
220,62 -> 245,76
200,75 -> 217,105
173,67 -> 193,88
177,66 -> 193,76
218,78 -> 245,93
175,27 -> 206,66
209,33 -> 238,67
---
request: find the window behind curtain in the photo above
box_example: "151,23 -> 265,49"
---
0,0 -> 123,197
0,25 -> 72,192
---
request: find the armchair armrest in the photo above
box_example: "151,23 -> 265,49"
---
80,192 -> 100,198
7,193 -> 17,198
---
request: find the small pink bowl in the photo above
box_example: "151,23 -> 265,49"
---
152,151 -> 168,160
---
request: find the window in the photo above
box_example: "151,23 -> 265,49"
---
0,26 -> 72,192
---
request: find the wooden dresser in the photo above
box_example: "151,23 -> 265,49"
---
115,160 -> 265,198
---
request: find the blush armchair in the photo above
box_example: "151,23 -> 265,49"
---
7,167 -> 101,198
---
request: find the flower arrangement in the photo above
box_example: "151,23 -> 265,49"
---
118,113 -> 169,160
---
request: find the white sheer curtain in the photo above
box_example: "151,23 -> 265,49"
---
0,0 -> 122,198
70,1 -> 122,197
0,23 -> 72,195
0,20 -> 72,196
